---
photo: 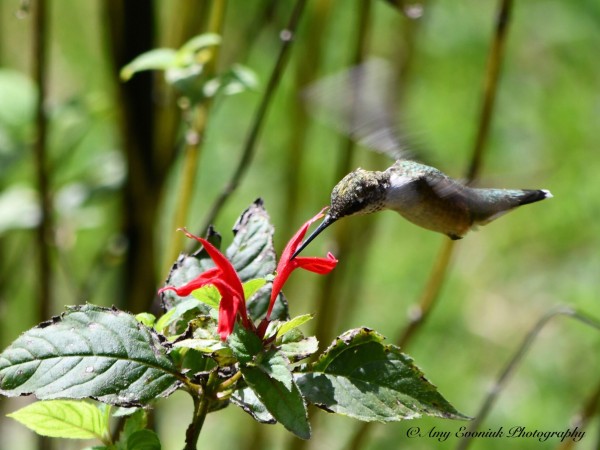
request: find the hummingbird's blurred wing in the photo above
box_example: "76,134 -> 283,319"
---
302,58 -> 414,160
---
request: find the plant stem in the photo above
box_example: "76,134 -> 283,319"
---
348,2 -> 514,449
163,0 -> 227,272
184,391 -> 210,450
200,0 -> 308,234
32,3 -> 53,449
455,306 -> 600,450
556,378 -> 600,450
32,0 -> 52,323
310,0 -> 372,356
466,0 -> 513,184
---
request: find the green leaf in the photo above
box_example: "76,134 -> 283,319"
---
115,409 -> 147,450
242,278 -> 267,301
0,305 -> 180,406
126,429 -> 161,450
280,337 -> 319,362
203,64 -> 259,98
7,400 -> 108,440
159,228 -> 221,310
295,328 -> 467,422
241,366 -> 310,439
120,49 -> 177,81
256,349 -> 293,391
276,314 -> 314,339
227,325 -> 263,364
191,285 -> 221,309
135,313 -> 156,328
177,33 -> 222,58
226,199 -> 276,282
246,288 -> 289,322
230,386 -> 275,424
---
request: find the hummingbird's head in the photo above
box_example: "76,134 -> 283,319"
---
292,168 -> 388,258
329,168 -> 389,220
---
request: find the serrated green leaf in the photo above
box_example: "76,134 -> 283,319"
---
160,229 -> 220,310
230,386 -> 275,424
0,305 -> 180,406
127,429 -> 161,450
227,325 -> 263,364
280,337 -> 319,362
120,49 -> 177,81
247,287 -> 289,322
295,328 -> 467,422
226,199 -> 277,282
276,314 -> 314,339
191,285 -> 221,309
241,366 -> 310,439
256,350 -> 293,391
8,400 -> 108,440
242,278 -> 267,301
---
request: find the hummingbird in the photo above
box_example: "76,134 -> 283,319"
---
292,59 -> 553,257
292,160 -> 552,257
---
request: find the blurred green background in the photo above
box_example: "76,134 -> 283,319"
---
1,0 -> 599,449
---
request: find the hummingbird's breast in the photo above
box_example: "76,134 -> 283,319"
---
384,161 -> 473,239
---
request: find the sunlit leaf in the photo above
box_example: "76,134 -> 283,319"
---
0,305 -> 180,406
8,400 -> 108,440
120,48 -> 177,81
296,328 -> 467,422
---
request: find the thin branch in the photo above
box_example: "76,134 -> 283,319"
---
555,379 -> 600,450
200,0 -> 308,234
456,307 -> 600,450
163,0 -> 228,272
32,3 -> 52,450
348,2 -> 514,449
312,0 -> 372,354
32,0 -> 52,323
467,0 -> 513,183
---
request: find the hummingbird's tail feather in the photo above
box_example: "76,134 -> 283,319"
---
516,189 -> 553,206
473,188 -> 553,226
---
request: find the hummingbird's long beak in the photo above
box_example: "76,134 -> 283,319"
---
291,215 -> 335,259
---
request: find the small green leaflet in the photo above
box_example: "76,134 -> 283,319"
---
276,314 -> 314,339
8,400 -> 109,441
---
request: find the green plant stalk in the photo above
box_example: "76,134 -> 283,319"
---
456,307 -> 600,450
200,0 -> 308,234
556,379 -> 600,450
32,0 -> 52,324
348,1 -> 514,449
163,0 -> 228,273
184,391 -> 210,450
311,0 -> 372,357
281,0 -> 333,236
32,3 -> 53,449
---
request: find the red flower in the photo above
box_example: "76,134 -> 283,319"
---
267,209 -> 338,319
159,229 -> 249,340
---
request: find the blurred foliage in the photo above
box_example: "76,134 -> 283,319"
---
0,0 -> 599,450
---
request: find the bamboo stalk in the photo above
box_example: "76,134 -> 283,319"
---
163,0 -> 228,272
200,0 -> 308,234
32,2 -> 52,448
348,1 -> 514,448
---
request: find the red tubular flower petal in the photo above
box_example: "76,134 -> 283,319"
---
159,229 -> 249,340
294,252 -> 338,274
267,209 -> 337,319
158,267 -> 220,297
